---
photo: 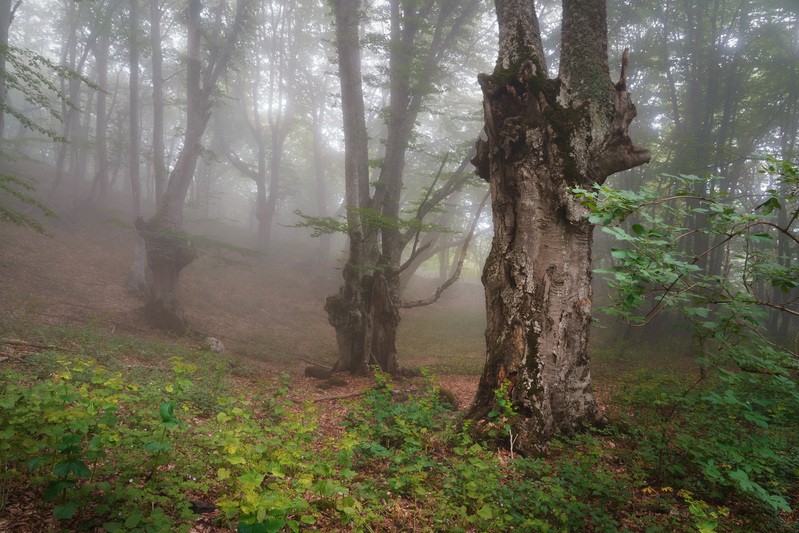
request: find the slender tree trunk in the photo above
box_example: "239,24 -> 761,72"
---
326,0 -> 371,374
261,125 -> 288,253
72,84 -> 94,200
51,1 -> 78,193
150,0 -> 167,207
128,0 -> 152,297
254,140 -> 268,250
129,0 -> 141,218
466,0 -> 649,454
90,31 -> 111,203
311,105 -> 332,262
0,0 -> 20,146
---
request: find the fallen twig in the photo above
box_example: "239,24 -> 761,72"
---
0,338 -> 56,350
298,356 -> 333,371
313,391 -> 366,403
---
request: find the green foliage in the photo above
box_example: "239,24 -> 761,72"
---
0,43 -> 94,143
341,371 -> 647,531
579,160 -> 799,523
2,327 -> 795,530
289,209 -> 348,237
291,207 -> 442,238
485,380 -> 519,453
0,174 -> 56,233
0,43 -> 97,234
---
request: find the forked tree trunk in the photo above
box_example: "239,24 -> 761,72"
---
138,0 -> 245,333
328,0 -> 483,375
466,0 -> 649,455
326,270 -> 400,374
140,139 -> 203,332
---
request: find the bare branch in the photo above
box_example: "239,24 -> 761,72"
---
400,192 -> 488,309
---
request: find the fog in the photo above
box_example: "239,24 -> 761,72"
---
0,0 -> 796,351
1,0 -> 798,529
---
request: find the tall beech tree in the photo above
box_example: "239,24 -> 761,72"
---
466,0 -> 650,454
326,0 -> 484,374
136,0 -> 246,333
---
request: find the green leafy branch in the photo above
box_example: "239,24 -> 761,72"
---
291,207 -> 443,238
573,162 -> 799,327
578,162 -> 799,515
1,43 -> 99,143
0,174 -> 56,234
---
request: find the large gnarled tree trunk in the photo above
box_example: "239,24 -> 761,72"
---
466,0 -> 650,455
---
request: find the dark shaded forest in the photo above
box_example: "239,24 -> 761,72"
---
0,0 -> 797,531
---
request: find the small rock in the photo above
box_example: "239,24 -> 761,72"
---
304,365 -> 332,380
189,499 -> 218,514
204,337 -> 224,354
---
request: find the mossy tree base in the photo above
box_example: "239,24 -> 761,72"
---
326,269 -> 400,375
136,217 -> 197,335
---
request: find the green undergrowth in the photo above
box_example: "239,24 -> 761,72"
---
0,326 -> 796,531
611,369 -> 799,530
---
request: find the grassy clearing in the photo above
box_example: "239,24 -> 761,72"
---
398,306 -> 486,375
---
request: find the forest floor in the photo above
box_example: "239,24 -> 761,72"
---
0,190 -> 493,531
2,176 -> 795,532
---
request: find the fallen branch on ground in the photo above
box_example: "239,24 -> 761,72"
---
313,391 -> 366,402
1,338 -> 56,350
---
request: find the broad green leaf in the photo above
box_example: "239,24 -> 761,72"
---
237,470 -> 265,487
53,459 -> 91,479
237,521 -> 269,533
144,441 -> 171,453
159,402 -> 176,423
44,479 -> 76,501
124,510 -> 143,528
757,197 -> 781,214
747,232 -> 773,244
53,501 -> 79,520
476,505 -> 493,519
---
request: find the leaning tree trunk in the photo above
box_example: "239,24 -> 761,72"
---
138,0 -> 245,333
466,0 -> 649,455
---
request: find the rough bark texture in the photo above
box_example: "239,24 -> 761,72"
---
467,0 -> 649,455
369,273 -> 400,374
136,217 -> 196,334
